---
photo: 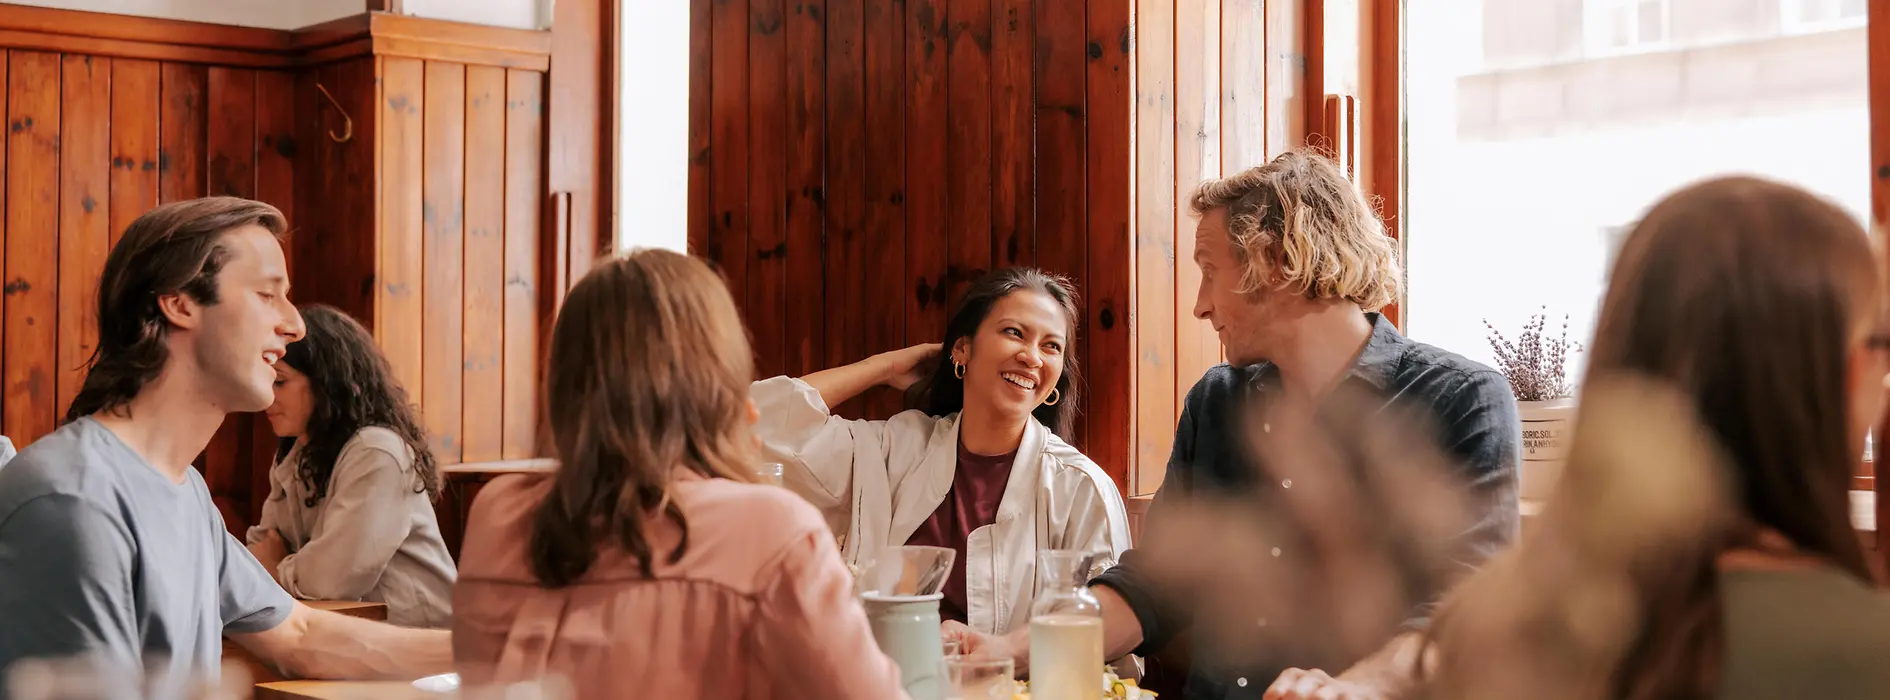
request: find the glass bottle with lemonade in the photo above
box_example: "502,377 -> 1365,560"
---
1027,549 -> 1105,700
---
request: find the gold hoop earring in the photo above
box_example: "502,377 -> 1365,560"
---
1043,388 -> 1060,406
953,361 -> 965,379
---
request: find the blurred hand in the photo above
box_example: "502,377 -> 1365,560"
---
941,621 -> 1024,672
879,343 -> 943,391
247,530 -> 287,577
1266,668 -> 1387,700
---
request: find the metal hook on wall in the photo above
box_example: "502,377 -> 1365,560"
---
316,83 -> 354,143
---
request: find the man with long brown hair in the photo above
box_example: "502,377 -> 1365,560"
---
0,197 -> 451,698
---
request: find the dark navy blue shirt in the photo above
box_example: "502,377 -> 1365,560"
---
1091,313 -> 1520,700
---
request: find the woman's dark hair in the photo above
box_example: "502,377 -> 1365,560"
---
66,197 -> 287,422
529,249 -> 760,587
1422,177 -> 1881,700
275,305 -> 439,507
906,268 -> 1082,437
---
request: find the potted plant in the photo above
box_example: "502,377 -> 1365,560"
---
1484,309 -> 1580,500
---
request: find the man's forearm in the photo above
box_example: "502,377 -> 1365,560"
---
272,609 -> 452,680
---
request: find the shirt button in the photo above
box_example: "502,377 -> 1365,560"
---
1237,678 -> 1248,688
1281,478 -> 1293,489
1271,547 -> 1282,557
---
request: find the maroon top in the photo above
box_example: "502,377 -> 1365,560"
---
902,441 -> 1017,624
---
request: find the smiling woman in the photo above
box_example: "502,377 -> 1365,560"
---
751,267 -> 1132,637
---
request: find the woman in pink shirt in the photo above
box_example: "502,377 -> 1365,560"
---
452,249 -> 907,700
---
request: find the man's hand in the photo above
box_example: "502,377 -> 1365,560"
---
1265,668 -> 1388,700
247,529 -> 287,578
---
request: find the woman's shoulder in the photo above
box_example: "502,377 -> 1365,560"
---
676,478 -> 830,534
341,426 -> 415,461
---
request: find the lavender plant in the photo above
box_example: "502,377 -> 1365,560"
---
1483,308 -> 1580,402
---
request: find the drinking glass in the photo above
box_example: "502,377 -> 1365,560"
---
754,462 -> 784,486
941,655 -> 1014,700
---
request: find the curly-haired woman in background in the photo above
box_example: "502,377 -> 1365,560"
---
246,304 -> 455,628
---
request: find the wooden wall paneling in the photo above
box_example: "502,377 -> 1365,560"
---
0,53 -> 6,436
293,58 -> 379,326
1223,0 -> 1265,172
1301,0 -> 1325,149
547,0 -> 608,285
862,0 -> 907,418
1362,0 -> 1402,327
944,0 -> 991,312
379,57 -> 427,416
1134,0 -> 1176,497
462,65 -> 506,464
501,69 -> 544,459
423,60 -> 467,463
4,51 -> 60,448
784,0 -> 826,377
747,0 -> 789,382
825,0 -> 866,411
57,55 -> 109,424
158,63 -> 206,203
687,0 -> 713,263
905,0 -> 949,346
1033,0 -> 1088,445
1175,0 -> 1222,408
709,0 -> 752,341
108,59 -> 159,249
253,69 -> 296,520
205,66 -> 260,534
1269,0 -> 1305,154
1086,0 -> 1134,491
991,0 -> 1033,267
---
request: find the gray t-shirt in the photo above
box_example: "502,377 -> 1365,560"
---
0,417 -> 293,699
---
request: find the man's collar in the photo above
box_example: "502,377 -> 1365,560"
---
1243,312 -> 1408,393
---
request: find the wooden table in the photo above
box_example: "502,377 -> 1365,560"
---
254,680 -> 447,699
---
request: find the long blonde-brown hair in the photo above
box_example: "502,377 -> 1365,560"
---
528,249 -> 761,587
1422,177 -> 1881,700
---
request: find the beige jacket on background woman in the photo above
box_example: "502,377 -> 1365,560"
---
751,375 -> 1132,635
246,426 -> 456,628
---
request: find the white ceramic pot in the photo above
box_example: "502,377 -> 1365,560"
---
1517,398 -> 1577,500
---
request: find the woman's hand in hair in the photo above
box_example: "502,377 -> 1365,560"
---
876,343 -> 942,392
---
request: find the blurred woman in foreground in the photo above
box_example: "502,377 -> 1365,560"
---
452,250 -> 906,699
1421,178 -> 1890,700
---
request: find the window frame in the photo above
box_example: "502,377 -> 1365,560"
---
1779,0 -> 1869,35
1581,0 -> 1673,58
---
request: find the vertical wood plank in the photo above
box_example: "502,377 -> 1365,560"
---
748,0 -> 789,382
991,0 -> 1034,267
208,68 -> 257,198
1135,0 -> 1177,496
4,51 -> 59,445
710,0 -> 751,314
688,0 -> 713,258
1176,0 -> 1223,404
1087,0 -> 1134,493
1034,0 -> 1088,444
1268,0 -> 1305,154
944,0 -> 991,309
159,64 -> 207,204
501,69 -> 544,460
0,53 -> 6,438
1869,0 -> 1889,557
253,69 -> 297,520
785,0 -> 827,377
57,56 -> 109,425
205,66 -> 260,533
109,59 -> 159,249
1222,0 -> 1266,171
379,57 -> 427,426
423,61 -> 466,463
862,0 -> 906,418
825,0 -> 867,409
906,0 -> 950,344
463,65 -> 506,464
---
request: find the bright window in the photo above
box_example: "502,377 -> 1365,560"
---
1406,0 -> 1871,392
1782,0 -> 1868,34
1583,0 -> 1670,56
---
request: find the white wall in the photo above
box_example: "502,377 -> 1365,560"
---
6,0 -> 547,30
615,0 -> 689,253
5,0 -> 362,29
